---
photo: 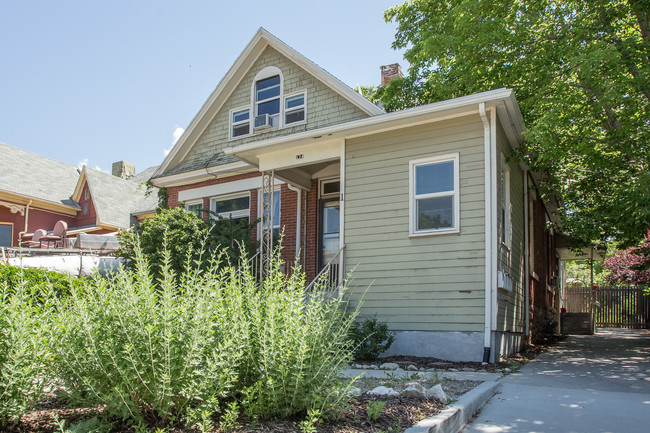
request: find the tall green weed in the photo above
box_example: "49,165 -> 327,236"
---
47,241 -> 358,429
0,279 -> 48,427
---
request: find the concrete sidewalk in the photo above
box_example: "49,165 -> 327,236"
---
463,328 -> 650,433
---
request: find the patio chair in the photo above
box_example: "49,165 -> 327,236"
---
40,220 -> 68,248
20,229 -> 47,248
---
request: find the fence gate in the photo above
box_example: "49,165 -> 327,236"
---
564,286 -> 650,329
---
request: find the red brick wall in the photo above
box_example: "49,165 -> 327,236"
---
528,190 -> 559,342
166,173 -> 321,279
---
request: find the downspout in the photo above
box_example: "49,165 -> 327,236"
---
18,199 -> 33,245
523,171 -> 530,338
489,107 -> 498,341
479,103 -> 493,363
287,184 -> 301,262
339,139 -> 346,283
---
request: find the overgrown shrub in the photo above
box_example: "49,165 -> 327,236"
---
0,280 -> 48,427
350,316 -> 395,360
118,207 -> 258,280
0,263 -> 84,301
47,240 -> 357,429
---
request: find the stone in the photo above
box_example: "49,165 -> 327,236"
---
426,384 -> 448,401
406,364 -> 419,371
503,367 -> 512,373
462,367 -> 476,372
368,364 -> 379,369
449,368 -> 459,372
367,386 -> 399,397
355,364 -> 363,369
417,372 -> 428,378
348,387 -> 362,396
400,382 -> 427,398
379,362 -> 400,370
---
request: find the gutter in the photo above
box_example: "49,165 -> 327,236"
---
524,171 -> 530,338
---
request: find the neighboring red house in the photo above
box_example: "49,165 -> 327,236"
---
0,142 -> 157,247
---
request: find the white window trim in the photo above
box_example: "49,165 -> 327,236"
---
184,199 -> 203,218
283,90 -> 307,127
409,153 -> 460,237
210,192 -> 251,221
251,67 -> 284,130
229,106 -> 252,140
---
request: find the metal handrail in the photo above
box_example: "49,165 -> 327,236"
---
306,244 -> 345,292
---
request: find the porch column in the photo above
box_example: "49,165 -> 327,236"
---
259,170 -> 275,281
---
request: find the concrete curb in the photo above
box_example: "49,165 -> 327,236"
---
403,380 -> 501,433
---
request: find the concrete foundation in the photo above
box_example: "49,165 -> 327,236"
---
494,331 -> 524,361
380,331 -> 485,362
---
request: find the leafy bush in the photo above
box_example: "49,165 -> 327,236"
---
117,207 -> 258,280
0,280 -> 48,427
0,263 -> 84,301
117,207 -> 211,279
350,316 -> 395,360
47,241 -> 357,428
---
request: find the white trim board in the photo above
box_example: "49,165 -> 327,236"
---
178,176 -> 284,202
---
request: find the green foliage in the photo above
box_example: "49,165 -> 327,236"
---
565,260 -> 609,286
46,241 -> 358,428
0,263 -> 85,301
117,207 -> 257,281
350,316 -> 395,360
366,400 -> 386,421
0,280 -> 48,427
381,0 -> 650,246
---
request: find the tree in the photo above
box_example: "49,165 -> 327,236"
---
380,0 -> 649,246
604,230 -> 650,287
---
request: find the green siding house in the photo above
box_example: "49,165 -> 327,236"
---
151,28 -> 559,362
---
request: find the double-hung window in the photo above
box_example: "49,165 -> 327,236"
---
231,108 -> 250,138
255,75 -> 280,126
185,201 -> 203,219
284,92 -> 305,125
409,153 -> 460,236
211,193 -> 250,223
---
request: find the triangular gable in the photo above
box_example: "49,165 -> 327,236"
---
154,28 -> 383,179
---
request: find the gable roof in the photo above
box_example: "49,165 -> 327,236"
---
72,167 -> 159,229
0,142 -> 79,209
153,28 -> 384,180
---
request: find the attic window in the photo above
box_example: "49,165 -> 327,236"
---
255,75 -> 280,128
285,92 -> 305,125
231,108 -> 250,138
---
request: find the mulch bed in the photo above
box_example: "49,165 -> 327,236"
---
9,345 -> 549,432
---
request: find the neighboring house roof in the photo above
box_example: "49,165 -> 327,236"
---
72,167 -> 158,229
153,27 -> 384,181
129,165 -> 159,183
0,141 -> 80,210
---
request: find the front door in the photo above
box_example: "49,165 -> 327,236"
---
318,199 -> 340,270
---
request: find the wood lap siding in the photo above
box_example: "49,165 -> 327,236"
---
344,115 -> 486,332
496,121 -> 526,334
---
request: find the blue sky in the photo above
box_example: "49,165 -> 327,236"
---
0,0 -> 406,174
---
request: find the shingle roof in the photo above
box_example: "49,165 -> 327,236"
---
84,168 -> 159,229
0,142 -> 80,208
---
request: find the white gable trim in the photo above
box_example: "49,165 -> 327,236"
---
153,28 -> 383,179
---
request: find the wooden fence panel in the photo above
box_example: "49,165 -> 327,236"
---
563,286 -> 649,329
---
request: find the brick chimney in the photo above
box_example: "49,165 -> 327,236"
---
112,161 -> 136,179
380,63 -> 404,86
